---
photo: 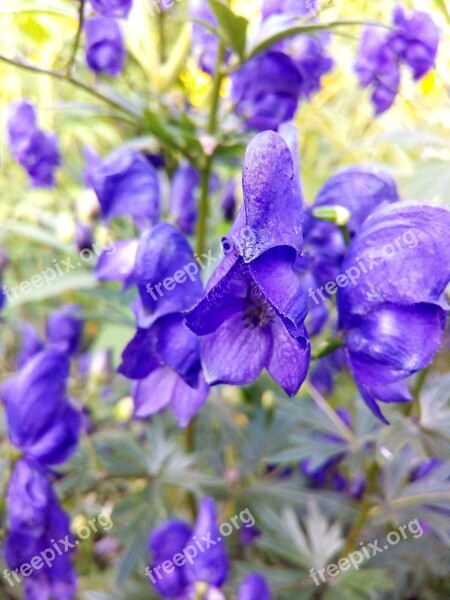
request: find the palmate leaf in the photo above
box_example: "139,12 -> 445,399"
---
326,568 -> 393,600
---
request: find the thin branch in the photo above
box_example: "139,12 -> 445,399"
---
66,0 -> 86,77
0,54 -> 141,122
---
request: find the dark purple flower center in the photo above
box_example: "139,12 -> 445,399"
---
243,294 -> 275,329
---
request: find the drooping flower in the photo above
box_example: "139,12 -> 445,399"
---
118,223 -> 208,427
238,573 -> 271,600
337,202 -> 450,422
7,101 -> 61,188
91,0 -> 132,18
85,17 -> 126,77
2,349 -> 82,465
92,147 -> 160,229
169,163 -> 200,235
390,5 -> 440,80
231,52 -> 303,131
147,497 -> 228,598
355,6 -> 439,114
4,458 -> 77,600
45,304 -> 84,356
185,131 -> 310,396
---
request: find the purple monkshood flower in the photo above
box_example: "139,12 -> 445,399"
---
17,323 -> 45,369
390,6 -> 440,80
1,349 -> 82,465
185,131 -> 310,396
92,147 -> 160,229
5,458 -> 77,599
85,17 -> 125,77
7,101 -> 61,188
355,7 -> 439,114
189,0 -> 230,74
239,573 -> 271,600
337,202 -> 450,423
46,304 -> 84,356
118,224 -> 209,427
91,0 -> 132,18
232,51 -> 303,131
96,238 -> 138,283
169,163 -> 200,235
147,497 -> 228,598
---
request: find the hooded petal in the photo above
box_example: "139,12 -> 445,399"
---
133,223 -> 203,322
17,323 -> 44,368
249,246 -> 308,338
240,131 -> 303,261
267,320 -> 310,396
46,303 -> 83,355
314,166 -> 399,234
192,497 -> 229,587
85,17 -> 125,77
201,312 -> 272,387
337,202 -> 450,320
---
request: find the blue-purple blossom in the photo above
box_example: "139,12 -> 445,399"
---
231,52 -> 303,131
147,497 -> 228,597
262,0 -> 317,19
189,0 -> 230,74
119,224 -> 208,427
5,458 -> 77,599
2,349 -> 82,465
17,323 -> 44,368
85,17 -> 125,77
355,7 -> 439,114
238,573 -> 271,600
92,147 -> 160,229
7,101 -> 61,188
185,132 -> 310,396
45,304 -> 84,356
169,163 -> 200,235
337,202 -> 450,422
96,238 -> 138,283
91,0 -> 132,18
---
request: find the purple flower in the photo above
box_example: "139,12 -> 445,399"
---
189,0 -> 230,74
287,35 -> 334,99
46,304 -> 84,356
169,163 -> 200,235
391,6 -> 440,80
91,0 -> 132,18
5,458 -> 77,599
314,166 -> 400,235
147,497 -> 228,597
17,323 -> 44,368
96,239 -> 138,283
185,132 -> 310,396
239,573 -> 271,600
232,52 -> 303,131
118,224 -> 208,427
7,101 -> 61,188
85,17 -> 125,77
355,27 -> 400,114
75,222 -> 94,252
2,349 -> 82,465
337,202 -> 450,422
92,148 -> 160,229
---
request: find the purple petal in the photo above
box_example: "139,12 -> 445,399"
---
96,239 -> 138,283
267,320 -> 310,396
192,497 -> 229,586
118,328 -> 160,379
85,17 -> 125,77
239,573 -> 271,600
91,0 -> 132,18
171,371 -> 209,428
200,312 -> 272,386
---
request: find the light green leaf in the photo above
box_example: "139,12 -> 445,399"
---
207,0 -> 248,59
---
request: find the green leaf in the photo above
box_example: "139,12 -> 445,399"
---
207,0 -> 248,59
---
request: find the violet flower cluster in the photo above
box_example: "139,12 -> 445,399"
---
355,5 -> 440,114
85,0 -> 131,76
1,305 -> 84,599
7,101 -> 61,188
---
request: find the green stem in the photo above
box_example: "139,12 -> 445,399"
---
66,0 -> 85,76
311,335 -> 343,360
195,41 -> 225,256
0,54 -> 141,122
